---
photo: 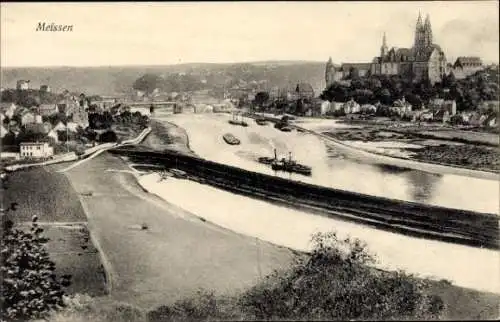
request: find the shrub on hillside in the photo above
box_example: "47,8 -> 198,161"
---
147,232 -> 445,321
48,294 -> 146,322
1,216 -> 71,321
98,130 -> 118,143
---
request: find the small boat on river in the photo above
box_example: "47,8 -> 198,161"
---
255,118 -> 268,125
223,133 -> 241,145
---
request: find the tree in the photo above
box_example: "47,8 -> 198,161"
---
1,131 -> 17,152
238,232 -> 443,321
148,232 -> 444,321
99,130 -> 118,143
254,91 -> 270,108
1,214 -> 71,321
133,74 -> 164,95
321,83 -> 349,102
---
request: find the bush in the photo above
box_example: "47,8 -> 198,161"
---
49,294 -> 146,322
147,232 -> 445,321
98,130 -> 118,143
1,215 -> 71,321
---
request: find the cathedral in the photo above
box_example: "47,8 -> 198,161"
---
325,13 -> 448,87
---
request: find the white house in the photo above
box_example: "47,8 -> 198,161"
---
65,122 -> 80,133
47,129 -> 59,143
20,111 -> 36,126
342,99 -> 361,114
0,124 -> 8,139
4,103 -> 17,119
320,101 -> 331,115
20,142 -> 54,159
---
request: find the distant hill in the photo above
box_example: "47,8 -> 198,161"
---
0,61 -> 326,97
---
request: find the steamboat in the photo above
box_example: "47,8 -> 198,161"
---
258,149 -> 312,176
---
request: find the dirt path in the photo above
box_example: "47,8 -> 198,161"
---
62,152 -> 295,310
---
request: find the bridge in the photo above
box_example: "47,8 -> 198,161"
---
119,101 -> 183,108
108,146 -> 499,250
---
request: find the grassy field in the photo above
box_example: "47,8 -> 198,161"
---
4,166 -> 107,297
3,167 -> 87,223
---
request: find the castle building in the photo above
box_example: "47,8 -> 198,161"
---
326,13 -> 448,86
451,57 -> 483,79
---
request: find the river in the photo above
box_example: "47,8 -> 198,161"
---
153,111 -> 498,214
136,111 -> 499,293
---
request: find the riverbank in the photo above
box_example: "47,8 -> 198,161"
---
324,128 -> 499,172
62,152 -> 295,310
140,119 -> 195,155
318,122 -> 499,173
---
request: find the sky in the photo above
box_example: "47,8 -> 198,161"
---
1,1 -> 498,67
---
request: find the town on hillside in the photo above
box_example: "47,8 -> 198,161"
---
0,81 -> 150,165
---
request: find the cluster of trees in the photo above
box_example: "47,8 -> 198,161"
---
320,68 -> 499,112
132,73 -> 206,95
148,232 -> 444,321
114,110 -> 150,128
88,111 -> 114,130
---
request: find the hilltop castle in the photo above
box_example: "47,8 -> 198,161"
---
325,13 -> 448,86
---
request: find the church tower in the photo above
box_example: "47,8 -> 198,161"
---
380,32 -> 388,57
423,14 -> 433,47
325,57 -> 335,87
413,12 -> 426,56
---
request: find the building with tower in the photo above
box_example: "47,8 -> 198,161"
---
325,13 -> 448,87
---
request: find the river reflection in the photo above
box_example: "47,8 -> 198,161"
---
155,113 -> 499,214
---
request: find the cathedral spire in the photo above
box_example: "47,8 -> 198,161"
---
325,57 -> 335,87
416,11 -> 423,28
424,14 -> 433,47
381,32 -> 388,57
414,12 -> 425,52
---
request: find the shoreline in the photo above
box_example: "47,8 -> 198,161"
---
320,128 -> 499,174
297,123 -> 499,181
134,170 -> 500,294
